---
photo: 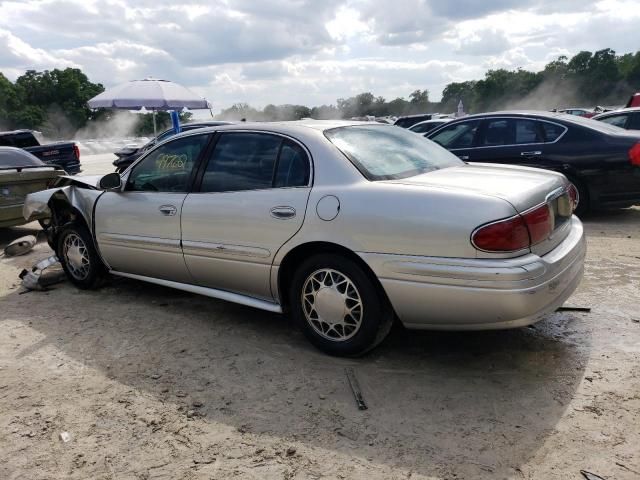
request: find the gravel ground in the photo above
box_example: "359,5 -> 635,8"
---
1,157 -> 638,479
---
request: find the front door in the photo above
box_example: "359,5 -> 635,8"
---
94,133 -> 211,283
181,131 -> 312,300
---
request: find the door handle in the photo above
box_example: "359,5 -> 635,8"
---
458,155 -> 470,160
159,205 -> 177,216
520,151 -> 542,156
270,206 -> 296,219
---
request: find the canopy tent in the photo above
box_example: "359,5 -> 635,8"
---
87,78 -> 211,136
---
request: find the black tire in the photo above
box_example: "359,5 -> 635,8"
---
566,176 -> 589,217
57,224 -> 107,289
289,253 -> 394,357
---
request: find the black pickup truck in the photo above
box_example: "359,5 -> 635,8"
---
0,129 -> 81,174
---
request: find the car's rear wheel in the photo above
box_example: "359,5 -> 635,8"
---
289,254 -> 394,356
57,224 -> 107,289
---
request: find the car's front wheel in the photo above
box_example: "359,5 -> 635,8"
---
57,224 -> 107,289
289,254 -> 394,356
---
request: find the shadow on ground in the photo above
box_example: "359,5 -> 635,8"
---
1,266 -> 591,478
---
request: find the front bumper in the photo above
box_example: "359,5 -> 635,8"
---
360,216 -> 586,330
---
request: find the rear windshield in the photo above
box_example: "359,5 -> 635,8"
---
325,125 -> 463,181
0,131 -> 39,148
555,113 -> 627,134
0,148 -> 44,167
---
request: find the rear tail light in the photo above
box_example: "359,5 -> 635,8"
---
73,144 -> 80,160
567,183 -> 579,212
472,216 -> 530,252
472,201 -> 557,252
629,142 -> 640,166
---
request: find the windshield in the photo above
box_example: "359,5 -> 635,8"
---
325,125 -> 463,181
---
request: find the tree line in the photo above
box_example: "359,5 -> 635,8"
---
1,48 -> 639,138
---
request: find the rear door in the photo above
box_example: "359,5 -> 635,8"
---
181,131 -> 312,300
94,133 -> 211,283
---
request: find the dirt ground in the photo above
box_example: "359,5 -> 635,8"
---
1,208 -> 639,479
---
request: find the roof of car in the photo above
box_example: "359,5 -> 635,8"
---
593,107 -> 640,118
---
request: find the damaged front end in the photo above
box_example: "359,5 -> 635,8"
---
23,175 -> 104,249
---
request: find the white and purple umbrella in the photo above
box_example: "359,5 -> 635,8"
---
87,77 -> 211,135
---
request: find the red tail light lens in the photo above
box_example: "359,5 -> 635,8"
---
567,183 -> 579,211
73,144 -> 80,160
629,142 -> 640,166
522,204 -> 553,245
472,216 -> 530,252
472,203 -> 556,252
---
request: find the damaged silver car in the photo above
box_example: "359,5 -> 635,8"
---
24,121 -> 586,356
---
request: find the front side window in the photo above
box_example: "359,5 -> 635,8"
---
599,114 -> 628,129
325,125 -> 463,181
429,120 -> 480,149
125,134 -> 209,192
200,133 -> 310,193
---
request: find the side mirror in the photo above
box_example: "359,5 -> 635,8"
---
99,172 -> 122,191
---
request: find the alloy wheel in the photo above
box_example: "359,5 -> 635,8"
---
301,268 -> 363,341
63,233 -> 90,280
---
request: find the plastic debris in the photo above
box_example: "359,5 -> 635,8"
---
557,306 -> 591,312
19,256 -> 66,291
581,470 -> 606,480
59,431 -> 71,443
345,368 -> 367,410
3,235 -> 37,257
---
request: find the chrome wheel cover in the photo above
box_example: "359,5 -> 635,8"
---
301,268 -> 363,341
63,233 -> 90,280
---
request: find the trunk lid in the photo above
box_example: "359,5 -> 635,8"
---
0,168 -> 63,207
385,163 -> 573,256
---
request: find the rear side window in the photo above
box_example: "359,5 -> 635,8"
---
541,122 -> 566,142
628,113 -> 640,130
0,148 -> 44,167
481,119 -> 512,146
200,133 -> 310,193
515,120 -> 542,144
274,141 -> 310,188
599,114 -> 628,129
0,132 -> 39,148
429,120 -> 480,149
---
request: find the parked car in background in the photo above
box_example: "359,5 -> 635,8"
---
394,114 -> 436,128
0,147 -> 64,228
593,107 -> 640,130
25,121 -> 584,356
408,118 -> 452,135
113,121 -> 233,172
0,129 -> 81,174
557,108 -> 596,118
426,111 -> 640,215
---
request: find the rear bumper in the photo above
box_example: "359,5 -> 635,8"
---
0,203 -> 46,227
359,216 -> 586,330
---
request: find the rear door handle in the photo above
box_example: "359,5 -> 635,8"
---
270,206 -> 296,219
521,151 -> 542,156
458,155 -> 469,160
159,205 -> 177,216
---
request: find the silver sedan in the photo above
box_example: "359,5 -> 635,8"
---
24,121 -> 586,356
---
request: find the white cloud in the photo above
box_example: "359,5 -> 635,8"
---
0,0 -> 638,110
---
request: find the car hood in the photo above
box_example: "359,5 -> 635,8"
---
385,163 -> 566,212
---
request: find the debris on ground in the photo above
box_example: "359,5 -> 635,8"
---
580,470 -> 606,480
19,256 -> 65,291
59,432 -> 71,443
345,368 -> 367,410
3,235 -> 37,257
557,306 -> 592,312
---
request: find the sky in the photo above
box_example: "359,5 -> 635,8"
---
1,0 -> 640,113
